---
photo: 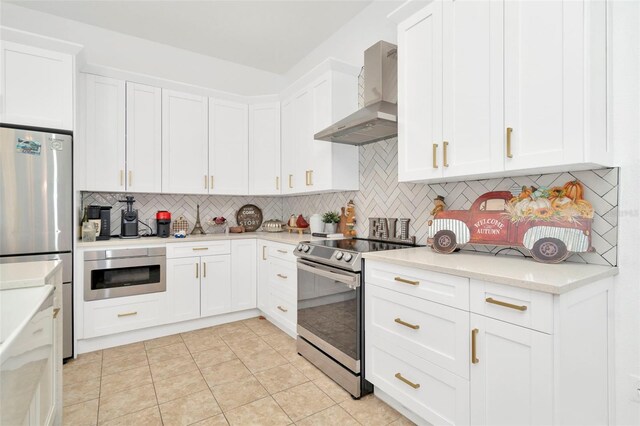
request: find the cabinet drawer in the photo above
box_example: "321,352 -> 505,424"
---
84,293 -> 165,338
265,242 -> 296,262
470,280 -> 553,334
366,344 -> 470,426
267,289 -> 296,329
367,285 -> 470,379
267,259 -> 297,296
365,260 -> 469,309
167,240 -> 230,258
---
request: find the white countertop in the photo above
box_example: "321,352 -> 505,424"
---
363,248 -> 618,294
76,231 -> 327,250
0,260 -> 62,290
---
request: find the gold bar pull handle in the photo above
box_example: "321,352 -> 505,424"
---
305,170 -> 310,186
277,249 -> 288,254
120,170 -> 124,186
485,297 -> 527,311
277,273 -> 288,279
277,305 -> 288,312
394,318 -> 420,330
262,246 -> 267,261
289,174 -> 293,189
432,143 -> 438,168
203,262 -> 207,278
195,263 -> 199,278
506,127 -> 513,158
204,175 -> 208,190
192,247 -> 209,251
471,328 -> 479,364
276,176 -> 280,191
394,276 -> 420,286
53,308 -> 61,319
395,373 -> 420,389
210,176 -> 214,189
308,170 -> 313,186
128,171 -> 133,187
118,311 -> 138,318
443,141 -> 449,167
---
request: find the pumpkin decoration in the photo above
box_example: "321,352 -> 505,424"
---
563,180 -> 584,201
518,186 -> 534,200
548,186 -> 565,199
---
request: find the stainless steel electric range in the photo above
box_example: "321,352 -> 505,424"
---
294,238 -> 418,398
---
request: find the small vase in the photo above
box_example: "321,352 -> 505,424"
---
324,223 -> 338,234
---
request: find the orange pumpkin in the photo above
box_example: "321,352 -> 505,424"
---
518,186 -> 533,200
563,180 -> 584,201
548,186 -> 565,200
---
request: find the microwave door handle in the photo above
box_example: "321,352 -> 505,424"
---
297,260 -> 359,287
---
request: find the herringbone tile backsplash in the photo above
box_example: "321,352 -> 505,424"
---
82,140 -> 618,266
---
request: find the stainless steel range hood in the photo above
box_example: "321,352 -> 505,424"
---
314,41 -> 397,145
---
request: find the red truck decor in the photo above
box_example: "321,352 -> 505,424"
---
427,180 -> 595,263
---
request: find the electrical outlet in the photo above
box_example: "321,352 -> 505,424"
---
631,374 -> 640,403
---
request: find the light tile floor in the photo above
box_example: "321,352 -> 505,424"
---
63,317 -> 415,426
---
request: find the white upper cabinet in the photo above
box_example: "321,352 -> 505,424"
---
208,98 -> 249,195
398,0 -> 609,183
162,89 -> 209,194
0,42 -> 73,130
249,101 -> 281,195
280,62 -> 360,195
126,82 -> 162,193
83,74 -> 126,192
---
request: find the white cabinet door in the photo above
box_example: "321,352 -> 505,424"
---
308,77 -> 333,192
83,74 -> 126,192
166,257 -> 201,322
0,42 -> 73,130
442,0 -> 504,178
398,0 -> 443,182
162,89 -> 209,194
280,99 -> 298,194
293,90 -> 314,193
470,313 -> 553,426
126,82 -> 162,193
249,102 -> 281,195
256,241 -> 269,312
201,255 -> 232,317
209,98 -> 248,195
231,239 -> 257,311
503,0 -> 584,171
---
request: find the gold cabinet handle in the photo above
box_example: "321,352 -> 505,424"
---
120,170 -> 124,186
432,143 -> 438,168
203,262 -> 207,278
395,373 -> 420,389
443,141 -> 449,167
506,127 -> 513,158
195,262 -> 199,278
276,176 -> 280,190
118,311 -> 138,318
210,175 -> 214,189
288,174 -> 293,189
308,170 -> 313,186
394,318 -> 420,330
471,328 -> 479,364
277,273 -> 288,279
128,170 -> 133,187
485,297 -> 527,311
277,305 -> 288,312
394,276 -> 420,286
262,246 -> 267,260
192,247 -> 209,251
204,174 -> 208,190
277,249 -> 288,254
305,170 -> 309,186
53,308 -> 61,319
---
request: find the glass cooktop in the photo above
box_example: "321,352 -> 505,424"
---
308,238 -> 418,253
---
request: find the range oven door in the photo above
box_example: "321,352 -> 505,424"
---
296,259 -> 361,373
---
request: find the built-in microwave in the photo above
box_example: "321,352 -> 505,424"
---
84,247 -> 166,301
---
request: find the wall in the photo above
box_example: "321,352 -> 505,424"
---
0,3 -> 285,95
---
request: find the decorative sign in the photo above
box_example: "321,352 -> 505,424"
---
427,180 -> 594,263
236,204 -> 263,232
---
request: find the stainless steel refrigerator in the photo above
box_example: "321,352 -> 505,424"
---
0,125 -> 74,359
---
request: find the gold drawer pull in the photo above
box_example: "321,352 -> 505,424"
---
118,311 -> 138,318
120,170 -> 124,186
277,249 -> 288,254
506,127 -> 513,158
277,305 -> 288,312
128,171 -> 133,186
192,247 -> 209,251
53,308 -> 61,319
203,262 -> 207,278
204,174 -> 208,189
395,373 -> 420,389
485,297 -> 527,311
471,328 -> 479,364
394,318 -> 420,330
277,274 -> 288,279
288,174 -> 293,189
394,276 -> 420,286
262,246 -> 267,260
276,176 -> 280,190
443,141 -> 449,167
432,143 -> 438,168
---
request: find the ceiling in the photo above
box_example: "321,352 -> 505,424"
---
7,0 -> 373,74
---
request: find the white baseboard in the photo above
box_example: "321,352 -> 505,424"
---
374,387 -> 429,426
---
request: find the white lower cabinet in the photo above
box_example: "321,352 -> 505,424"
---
200,255 -> 232,317
231,240 -> 257,311
365,260 -> 612,426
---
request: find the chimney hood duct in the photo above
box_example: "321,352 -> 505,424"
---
314,41 -> 397,145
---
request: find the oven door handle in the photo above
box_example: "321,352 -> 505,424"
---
297,260 -> 359,288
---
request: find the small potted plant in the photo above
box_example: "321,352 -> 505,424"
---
322,211 -> 341,233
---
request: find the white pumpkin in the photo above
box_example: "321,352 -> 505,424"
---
529,198 -> 551,210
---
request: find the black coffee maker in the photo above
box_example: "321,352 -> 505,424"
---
119,196 -> 139,239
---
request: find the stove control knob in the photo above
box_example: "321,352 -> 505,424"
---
335,251 -> 344,260
302,245 -> 311,253
297,244 -> 304,251
343,253 -> 353,262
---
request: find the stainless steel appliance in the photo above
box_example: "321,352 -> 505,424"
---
84,247 -> 166,301
0,125 -> 74,359
294,238 -> 416,398
314,41 -> 398,145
